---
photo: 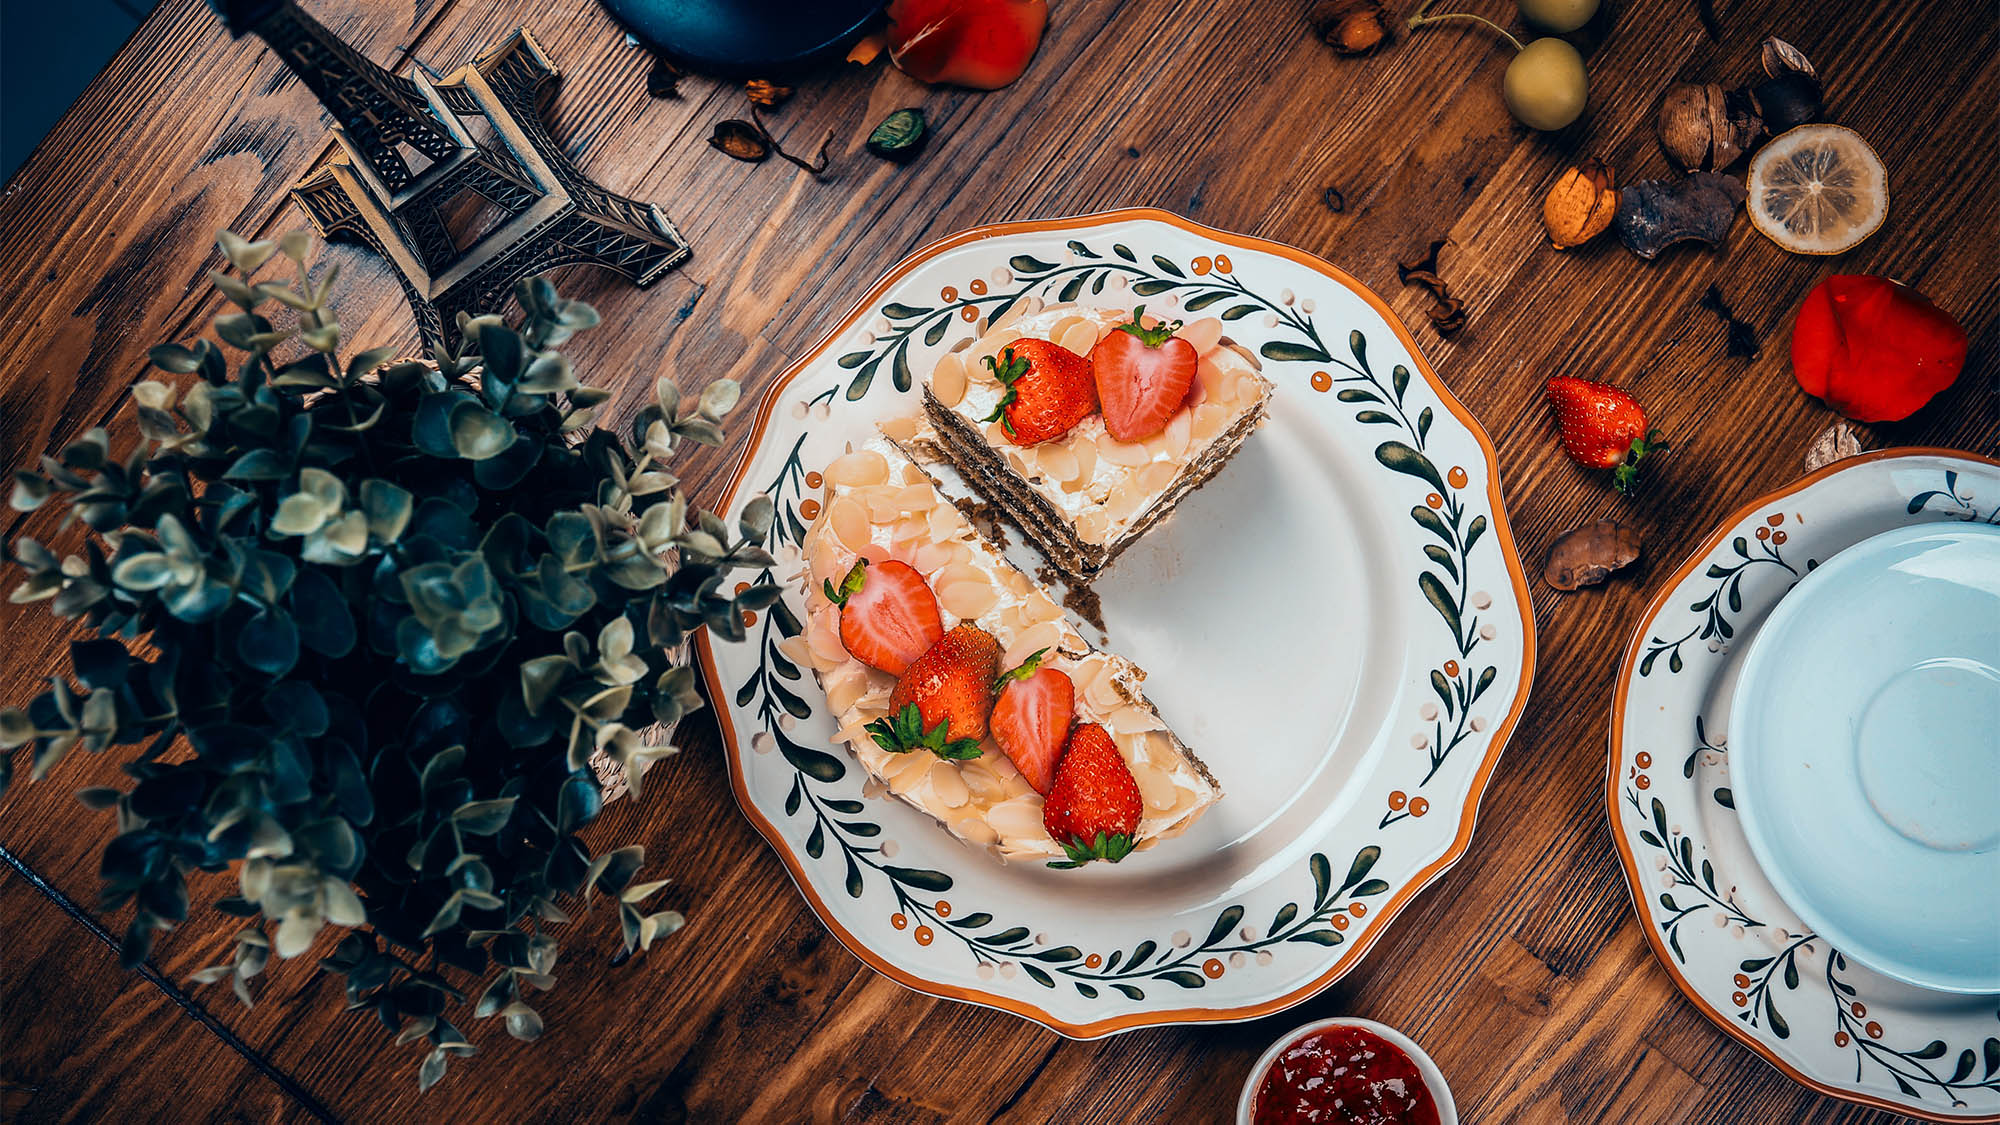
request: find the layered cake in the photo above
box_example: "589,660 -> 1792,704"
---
790,438 -> 1220,865
915,302 -> 1274,581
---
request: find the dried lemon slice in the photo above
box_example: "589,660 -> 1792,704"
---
1747,124 -> 1888,255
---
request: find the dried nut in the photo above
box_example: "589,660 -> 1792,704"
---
1615,173 -> 1747,260
825,449 -> 889,487
1804,421 -> 1866,471
1656,82 -> 1761,172
987,797 -> 1046,841
1178,317 -> 1224,355
1760,36 -> 1816,80
1543,519 -> 1643,590
939,580 -> 999,620
926,760 -> 970,808
931,352 -> 968,408
1309,0 -> 1392,55
1542,158 -> 1619,249
827,496 -> 873,553
1057,319 -> 1100,357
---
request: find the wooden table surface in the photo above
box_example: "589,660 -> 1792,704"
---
1,0 -> 1994,1121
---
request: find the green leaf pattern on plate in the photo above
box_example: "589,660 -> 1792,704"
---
733,237 -> 1525,1002
1620,470 -> 2000,1115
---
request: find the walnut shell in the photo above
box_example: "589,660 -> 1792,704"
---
1656,82 -> 1762,173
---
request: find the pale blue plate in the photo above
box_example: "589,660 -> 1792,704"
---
1731,522 -> 2000,995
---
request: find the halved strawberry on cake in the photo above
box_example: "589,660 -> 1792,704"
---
912,302 -> 1274,581
790,438 -> 1220,864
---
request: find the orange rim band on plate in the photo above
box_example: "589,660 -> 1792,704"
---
1606,446 -> 2000,1121
696,208 -> 1538,1037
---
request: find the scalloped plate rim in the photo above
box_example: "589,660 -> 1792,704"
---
1606,446 -> 2000,1120
694,207 -> 1538,1037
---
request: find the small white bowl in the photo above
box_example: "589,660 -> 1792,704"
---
1237,1016 -> 1457,1125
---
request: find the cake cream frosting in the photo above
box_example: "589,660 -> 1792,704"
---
919,302 -> 1275,580
787,437 -> 1221,862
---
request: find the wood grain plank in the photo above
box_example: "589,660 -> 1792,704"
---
0,867 -> 319,1123
0,0 -> 1993,1120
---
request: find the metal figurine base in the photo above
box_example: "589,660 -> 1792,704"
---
215,0 -> 689,347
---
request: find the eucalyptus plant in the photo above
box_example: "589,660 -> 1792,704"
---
0,231 -> 776,1089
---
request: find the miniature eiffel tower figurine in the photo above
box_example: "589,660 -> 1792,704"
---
212,0 -> 690,346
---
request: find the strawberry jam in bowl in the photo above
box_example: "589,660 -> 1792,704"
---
1239,1018 -> 1455,1125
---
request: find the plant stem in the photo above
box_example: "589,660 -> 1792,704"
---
1407,0 -> 1525,52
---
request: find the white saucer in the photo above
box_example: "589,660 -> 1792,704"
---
1731,523 -> 2000,995
1610,449 -> 2000,1119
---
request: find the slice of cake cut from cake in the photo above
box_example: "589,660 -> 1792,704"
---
790,437 -> 1220,864
915,302 -> 1274,581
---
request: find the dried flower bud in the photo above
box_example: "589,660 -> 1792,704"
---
1657,82 -> 1762,172
1308,0 -> 1391,56
645,54 -> 682,99
1542,157 -> 1618,249
708,120 -> 770,163
745,79 -> 793,108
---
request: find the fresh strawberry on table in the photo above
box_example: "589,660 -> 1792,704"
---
988,648 -> 1072,793
1544,375 -> 1668,495
867,624 -> 1001,760
1042,723 -> 1142,867
981,340 -> 1097,445
824,558 -> 943,676
1090,306 -> 1198,441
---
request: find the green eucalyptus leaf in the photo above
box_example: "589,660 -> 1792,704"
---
237,610 -> 300,677
448,402 -> 515,461
0,256 -> 763,1089
359,479 -> 413,542
453,798 -> 516,835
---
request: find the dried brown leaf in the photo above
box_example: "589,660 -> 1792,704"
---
1544,519 -> 1643,590
1428,297 -> 1468,336
646,55 -> 682,99
1397,239 -> 1448,284
745,79 -> 793,109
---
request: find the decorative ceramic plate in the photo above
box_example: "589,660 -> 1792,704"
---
696,210 -> 1535,1036
1608,448 -> 2000,1121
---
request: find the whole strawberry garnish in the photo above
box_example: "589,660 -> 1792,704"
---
988,648 -> 1072,794
824,559 -> 944,676
868,624 -> 1000,759
1544,376 -> 1669,495
981,339 -> 1096,445
1042,723 -> 1141,867
1090,306 -> 1198,441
